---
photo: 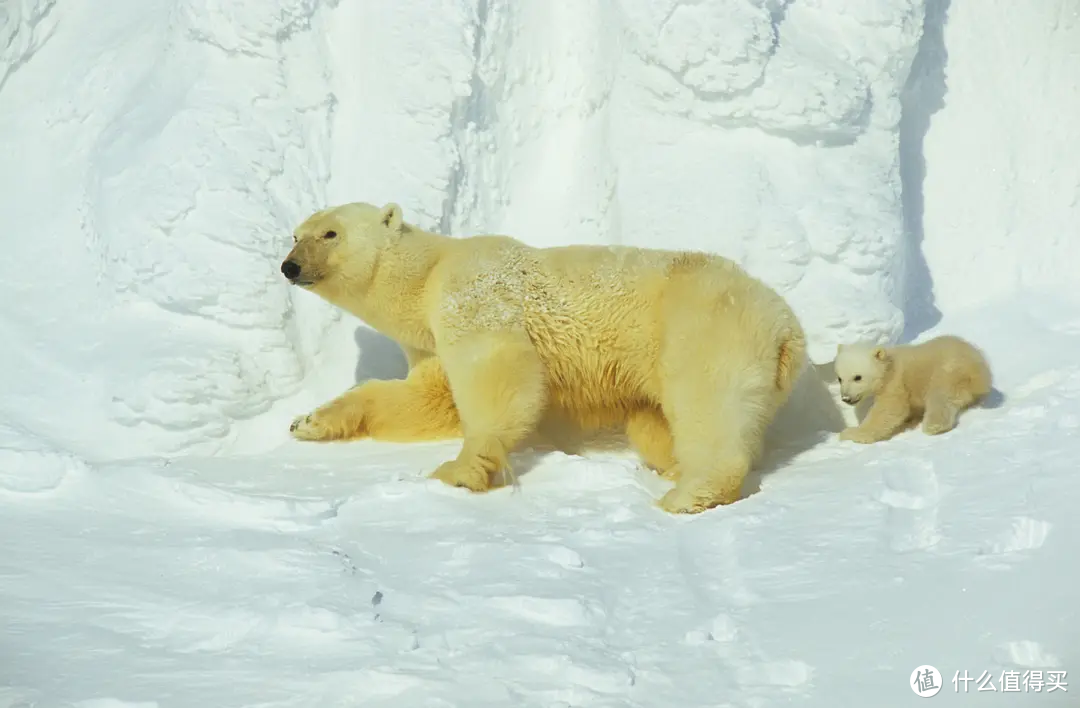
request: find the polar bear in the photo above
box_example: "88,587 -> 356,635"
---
280,201 -> 808,514
835,335 -> 992,444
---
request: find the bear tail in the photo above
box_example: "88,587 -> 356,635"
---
774,326 -> 807,394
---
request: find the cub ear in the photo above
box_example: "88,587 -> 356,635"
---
836,343 -> 846,353
872,346 -> 887,361
380,203 -> 403,232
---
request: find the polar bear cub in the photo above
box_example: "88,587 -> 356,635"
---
835,335 -> 992,444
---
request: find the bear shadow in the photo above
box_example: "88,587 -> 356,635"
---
980,387 -> 1006,410
354,326 -> 408,383
740,360 -> 848,499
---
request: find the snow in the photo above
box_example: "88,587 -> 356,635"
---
1,0 -> 1078,705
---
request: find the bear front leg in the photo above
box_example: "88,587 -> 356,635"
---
290,357 -> 461,442
430,331 -> 546,492
839,393 -> 911,444
290,388 -> 368,442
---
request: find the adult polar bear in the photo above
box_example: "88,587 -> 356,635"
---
280,201 -> 808,514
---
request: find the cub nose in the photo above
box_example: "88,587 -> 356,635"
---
281,260 -> 301,280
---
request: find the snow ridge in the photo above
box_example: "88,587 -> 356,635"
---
0,0 -> 340,459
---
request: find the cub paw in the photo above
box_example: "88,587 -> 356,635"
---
430,460 -> 491,493
921,419 -> 954,436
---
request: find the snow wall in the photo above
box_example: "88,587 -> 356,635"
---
0,0 -> 1077,462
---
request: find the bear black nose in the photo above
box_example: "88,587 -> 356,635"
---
281,260 -> 301,280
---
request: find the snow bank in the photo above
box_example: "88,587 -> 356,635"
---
0,0 -> 339,459
918,0 -> 1080,316
4,299 -> 1079,707
0,0 -> 1002,461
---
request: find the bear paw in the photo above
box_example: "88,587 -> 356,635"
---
290,412 -> 337,441
657,464 -> 682,482
921,416 -> 956,436
430,459 -> 491,493
657,482 -> 738,515
839,427 -> 877,444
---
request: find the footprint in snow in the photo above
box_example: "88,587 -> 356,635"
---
993,640 -> 1062,669
546,545 -> 585,569
735,659 -> 814,689
877,460 -> 942,553
978,517 -> 1051,555
486,594 -> 602,628
684,614 -> 738,645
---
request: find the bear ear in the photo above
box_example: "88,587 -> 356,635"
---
836,343 -> 846,353
380,203 -> 403,232
872,346 -> 887,361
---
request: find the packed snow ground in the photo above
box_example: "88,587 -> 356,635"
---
4,299 -> 1079,707
2,0 -> 1080,705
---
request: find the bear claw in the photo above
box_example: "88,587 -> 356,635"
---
290,413 -> 333,441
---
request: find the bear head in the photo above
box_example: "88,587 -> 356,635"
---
834,342 -> 890,405
280,201 -> 405,296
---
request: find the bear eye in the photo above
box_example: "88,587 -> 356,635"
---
854,375 -> 862,382
837,376 -> 842,383
323,230 -> 337,239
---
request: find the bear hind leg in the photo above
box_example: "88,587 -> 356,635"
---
626,406 -> 679,480
922,367 -> 980,436
921,390 -> 959,435
657,373 -> 775,515
430,331 -> 546,492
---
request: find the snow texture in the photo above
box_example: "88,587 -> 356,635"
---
1,0 -> 1079,705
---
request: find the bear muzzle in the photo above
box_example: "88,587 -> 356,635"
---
281,259 -> 315,286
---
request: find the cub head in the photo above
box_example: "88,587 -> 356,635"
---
280,201 -> 405,296
834,343 -> 890,405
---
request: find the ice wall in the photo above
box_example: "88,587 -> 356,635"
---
0,0 -> 935,459
330,0 -> 928,356
919,0 -> 1080,315
0,0 -> 340,459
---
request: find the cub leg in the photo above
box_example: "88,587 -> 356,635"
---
626,406 -> 679,481
429,331 -> 547,492
921,387 -> 959,435
839,391 -> 911,444
922,366 -> 982,435
290,356 -> 460,442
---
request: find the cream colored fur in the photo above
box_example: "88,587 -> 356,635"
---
280,201 -> 808,514
835,335 -> 993,444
